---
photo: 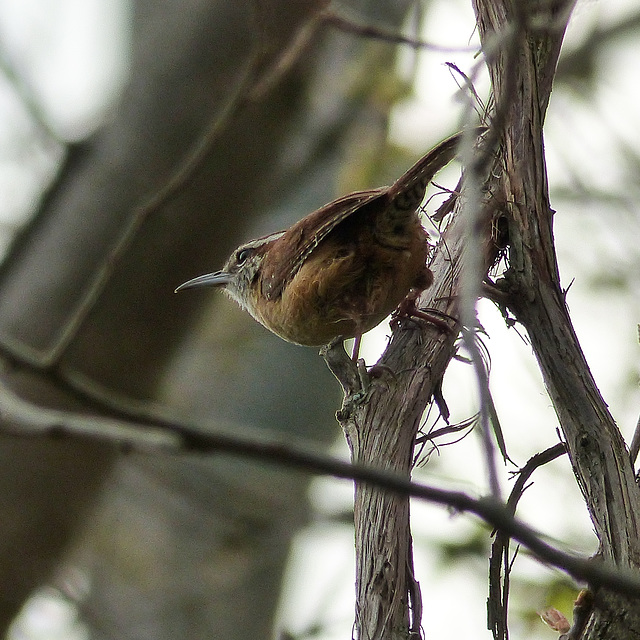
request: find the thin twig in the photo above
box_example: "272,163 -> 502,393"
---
416,414 -> 476,445
457,131 -> 504,497
629,413 -> 640,468
506,443 -> 567,510
488,443 -> 568,639
454,0 -> 529,503
322,10 -> 478,53
40,56 -> 261,366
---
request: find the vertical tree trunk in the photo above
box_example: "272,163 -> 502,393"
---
330,182 -> 499,638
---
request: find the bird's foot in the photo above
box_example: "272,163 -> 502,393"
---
391,289 -> 457,334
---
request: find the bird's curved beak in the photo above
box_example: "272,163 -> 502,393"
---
174,271 -> 231,293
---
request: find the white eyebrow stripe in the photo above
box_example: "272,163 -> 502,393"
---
239,231 -> 286,249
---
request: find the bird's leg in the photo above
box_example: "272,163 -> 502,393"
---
351,334 -> 362,361
350,334 -> 371,393
355,358 -> 370,395
391,288 -> 457,334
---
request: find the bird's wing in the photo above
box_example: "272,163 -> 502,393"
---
260,188 -> 385,300
261,129 -> 484,300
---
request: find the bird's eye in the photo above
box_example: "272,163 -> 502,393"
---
235,248 -> 253,265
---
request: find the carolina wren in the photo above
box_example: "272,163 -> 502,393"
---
176,131 -> 478,347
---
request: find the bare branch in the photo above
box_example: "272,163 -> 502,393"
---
322,10 -> 478,53
1,375 -> 639,598
474,0 -> 640,634
476,0 -> 640,569
488,443 -> 567,639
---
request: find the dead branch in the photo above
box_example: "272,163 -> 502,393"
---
475,0 -> 640,636
2,369 -> 640,599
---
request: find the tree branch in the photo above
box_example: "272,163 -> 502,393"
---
488,443 -> 567,640
1,373 -> 640,599
475,0 -> 640,636
476,0 -> 640,568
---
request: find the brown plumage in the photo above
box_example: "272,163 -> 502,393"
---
176,130 -> 481,346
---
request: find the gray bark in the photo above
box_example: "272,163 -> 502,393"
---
474,0 -> 640,637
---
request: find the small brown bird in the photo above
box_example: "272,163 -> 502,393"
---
176,131 -> 479,350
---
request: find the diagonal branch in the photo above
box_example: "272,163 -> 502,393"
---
1,371 -> 640,599
475,0 -> 640,569
474,0 -> 640,636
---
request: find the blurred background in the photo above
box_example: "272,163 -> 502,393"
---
0,0 -> 638,638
